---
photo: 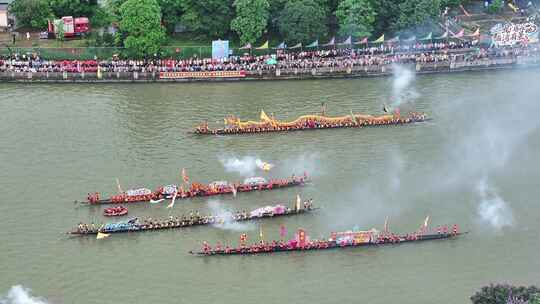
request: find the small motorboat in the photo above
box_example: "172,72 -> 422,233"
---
104,206 -> 128,217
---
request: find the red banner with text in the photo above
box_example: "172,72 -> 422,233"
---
159,71 -> 246,79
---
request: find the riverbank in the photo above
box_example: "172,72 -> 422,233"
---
1,56 -> 539,83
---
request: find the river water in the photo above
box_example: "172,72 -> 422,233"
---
1,70 -> 540,304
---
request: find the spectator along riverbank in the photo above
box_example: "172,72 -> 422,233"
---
1,43 -> 539,83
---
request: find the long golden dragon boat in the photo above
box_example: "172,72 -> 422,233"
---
194,109 -> 429,135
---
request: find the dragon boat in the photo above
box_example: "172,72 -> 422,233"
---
83,173 -> 308,205
194,109 -> 429,135
190,219 -> 466,256
68,201 -> 317,236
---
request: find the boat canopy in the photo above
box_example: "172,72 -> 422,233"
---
210,181 -> 229,187
250,205 -> 286,217
162,185 -> 178,195
243,177 -> 267,185
126,188 -> 152,196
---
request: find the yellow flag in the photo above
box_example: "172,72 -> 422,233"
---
350,110 -> 356,124
256,41 -> 269,50
262,162 -> 272,171
373,34 -> 385,43
259,226 -> 264,242
96,232 -> 110,240
260,110 -> 271,122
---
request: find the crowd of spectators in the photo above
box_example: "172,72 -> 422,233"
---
491,22 -> 539,46
0,41 -> 539,74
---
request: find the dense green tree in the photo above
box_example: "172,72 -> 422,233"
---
487,0 -> 503,14
90,6 -> 113,28
278,0 -> 328,43
267,0 -> 286,30
440,0 -> 465,6
105,0 -> 128,21
231,0 -> 269,44
393,0 -> 441,32
119,0 -> 166,57
48,0 -> 97,18
158,0 -> 185,34
8,0 -> 53,28
181,0 -> 234,38
371,0 -> 403,35
335,0 -> 376,37
470,284 -> 540,304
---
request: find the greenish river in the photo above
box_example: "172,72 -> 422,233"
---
1,70 -> 540,304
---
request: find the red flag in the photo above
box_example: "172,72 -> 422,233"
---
280,225 -> 287,239
182,168 -> 189,183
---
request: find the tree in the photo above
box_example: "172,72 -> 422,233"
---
471,283 -> 540,304
158,0 -> 185,34
335,0 -> 376,38
90,6 -> 113,28
54,19 -> 64,42
278,0 -> 328,43
372,0 -> 403,34
48,0 -> 97,18
8,0 -> 53,28
440,0 -> 465,6
393,0 -> 441,32
487,0 -> 503,14
181,0 -> 234,38
231,0 -> 269,44
106,0 -> 128,21
119,0 -> 166,58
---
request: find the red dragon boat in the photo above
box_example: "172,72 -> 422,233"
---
190,221 -> 466,256
83,173 -> 309,205
103,206 -> 128,217
194,109 -> 429,135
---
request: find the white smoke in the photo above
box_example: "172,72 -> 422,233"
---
207,200 -> 255,231
278,152 -> 321,178
476,179 -> 514,230
0,286 -> 47,304
390,64 -> 418,107
219,156 -> 267,176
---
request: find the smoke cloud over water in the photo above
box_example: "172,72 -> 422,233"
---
475,179 -> 514,230
424,73 -> 540,229
219,156 -> 264,176
336,71 -> 540,232
219,153 -> 322,178
207,200 -> 255,232
0,286 -> 47,304
390,64 -> 418,107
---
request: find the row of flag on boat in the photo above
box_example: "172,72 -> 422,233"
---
239,29 -> 481,50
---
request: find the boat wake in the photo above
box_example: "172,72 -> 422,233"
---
0,285 -> 48,304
